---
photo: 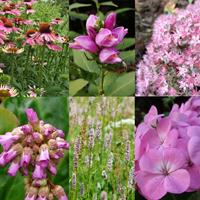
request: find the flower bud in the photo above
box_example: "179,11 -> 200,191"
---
52,185 -> 68,200
104,12 -> 116,30
26,108 -> 39,125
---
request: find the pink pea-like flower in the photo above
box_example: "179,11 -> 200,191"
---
69,12 -> 128,64
99,48 -> 122,64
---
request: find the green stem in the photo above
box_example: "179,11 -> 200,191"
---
39,46 -> 45,86
99,66 -> 105,95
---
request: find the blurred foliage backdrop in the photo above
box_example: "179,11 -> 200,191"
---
0,97 -> 69,199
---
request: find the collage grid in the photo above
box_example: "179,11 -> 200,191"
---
0,0 -> 200,200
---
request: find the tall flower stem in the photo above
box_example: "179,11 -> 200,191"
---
99,65 -> 105,95
39,46 -> 45,86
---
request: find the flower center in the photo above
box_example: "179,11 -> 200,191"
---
26,29 -> 37,37
3,6 -> 12,12
4,20 -> 13,28
39,23 -> 51,33
0,89 -> 11,97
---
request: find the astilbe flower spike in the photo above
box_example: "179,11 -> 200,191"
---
135,97 -> 200,200
69,12 -> 128,64
0,108 -> 69,200
137,0 -> 200,96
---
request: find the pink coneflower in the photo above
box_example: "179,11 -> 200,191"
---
13,17 -> 33,26
24,29 -> 37,46
0,85 -> 18,97
23,0 -> 37,6
24,23 -> 63,51
0,5 -> 21,16
2,43 -> 24,54
0,31 -> 6,45
26,5 -> 35,14
0,17 -> 20,33
0,0 -> 9,4
51,18 -> 62,25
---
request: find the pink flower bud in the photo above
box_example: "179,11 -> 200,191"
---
52,185 -> 68,200
26,108 -> 39,124
25,187 -> 38,200
104,12 -> 116,30
21,147 -> 32,167
86,14 -> 99,39
48,162 -> 57,175
99,48 -> 122,64
21,124 -> 32,134
33,164 -> 46,179
8,159 -> 20,176
56,138 -> 69,149
0,133 -> 15,151
39,144 -> 50,168
69,35 -> 98,53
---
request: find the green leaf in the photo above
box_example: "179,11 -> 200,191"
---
73,50 -> 100,74
5,176 -> 24,200
120,50 -> 135,64
103,72 -> 118,91
99,1 -> 118,7
69,3 -> 92,11
115,8 -> 134,14
104,72 -> 135,96
69,11 -> 88,20
69,79 -> 89,96
117,38 -> 135,50
0,106 -> 19,134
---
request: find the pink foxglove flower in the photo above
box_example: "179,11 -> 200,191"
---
0,108 -> 69,200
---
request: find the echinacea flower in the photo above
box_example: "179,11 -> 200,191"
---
0,17 -> 20,33
2,43 -> 24,54
0,85 -> 18,97
24,23 -> 63,51
13,17 -> 33,26
0,5 -> 21,16
25,5 -> 35,14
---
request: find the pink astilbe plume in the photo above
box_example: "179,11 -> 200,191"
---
0,108 -> 69,200
136,0 -> 200,96
135,97 -> 200,200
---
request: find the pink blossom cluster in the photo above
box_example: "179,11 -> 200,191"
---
135,97 -> 200,200
0,108 -> 69,200
69,12 -> 128,64
137,0 -> 200,96
0,0 -> 65,52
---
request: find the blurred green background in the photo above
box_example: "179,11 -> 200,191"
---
0,97 -> 69,199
